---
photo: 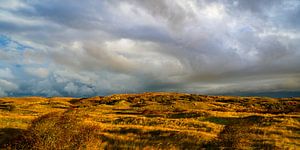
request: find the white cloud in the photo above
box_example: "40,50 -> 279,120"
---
64,82 -> 78,95
0,79 -> 18,96
24,67 -> 49,78
0,0 -> 28,10
0,68 -> 14,79
0,0 -> 300,96
202,3 -> 226,20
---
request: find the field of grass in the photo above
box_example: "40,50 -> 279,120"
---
0,92 -> 299,149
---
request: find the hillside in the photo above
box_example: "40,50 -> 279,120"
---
0,92 -> 299,149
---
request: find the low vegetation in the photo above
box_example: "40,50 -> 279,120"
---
0,92 -> 299,149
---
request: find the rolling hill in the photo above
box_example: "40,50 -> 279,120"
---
0,92 -> 299,149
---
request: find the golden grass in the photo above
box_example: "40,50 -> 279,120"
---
0,93 -> 299,149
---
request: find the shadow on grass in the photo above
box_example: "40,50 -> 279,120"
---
0,128 -> 26,148
112,109 -> 166,118
0,100 -> 15,111
203,115 -> 280,149
251,140 -> 278,150
205,115 -> 265,125
167,112 -> 208,119
101,128 -> 204,149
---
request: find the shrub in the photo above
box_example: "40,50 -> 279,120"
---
0,102 -> 16,111
7,111 -> 102,150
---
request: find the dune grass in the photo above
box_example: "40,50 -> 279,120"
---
0,93 -> 299,149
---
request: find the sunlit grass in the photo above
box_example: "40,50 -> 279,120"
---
0,93 -> 299,149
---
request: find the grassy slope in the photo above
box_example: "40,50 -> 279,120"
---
0,92 -> 299,149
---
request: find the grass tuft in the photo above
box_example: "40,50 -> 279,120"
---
5,111 -> 103,150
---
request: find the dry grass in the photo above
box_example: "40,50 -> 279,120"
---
5,111 -> 103,150
0,92 -> 299,149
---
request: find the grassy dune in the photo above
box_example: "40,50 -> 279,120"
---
0,92 -> 299,149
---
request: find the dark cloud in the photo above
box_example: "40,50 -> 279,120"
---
0,0 -> 300,97
231,0 -> 281,13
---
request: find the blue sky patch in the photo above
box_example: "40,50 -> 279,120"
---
0,34 -> 32,51
0,35 -> 10,48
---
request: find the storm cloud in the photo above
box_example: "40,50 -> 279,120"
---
0,0 -> 300,97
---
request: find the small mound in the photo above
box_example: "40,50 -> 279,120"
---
5,111 -> 103,150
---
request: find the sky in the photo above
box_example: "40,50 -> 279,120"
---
0,0 -> 300,97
